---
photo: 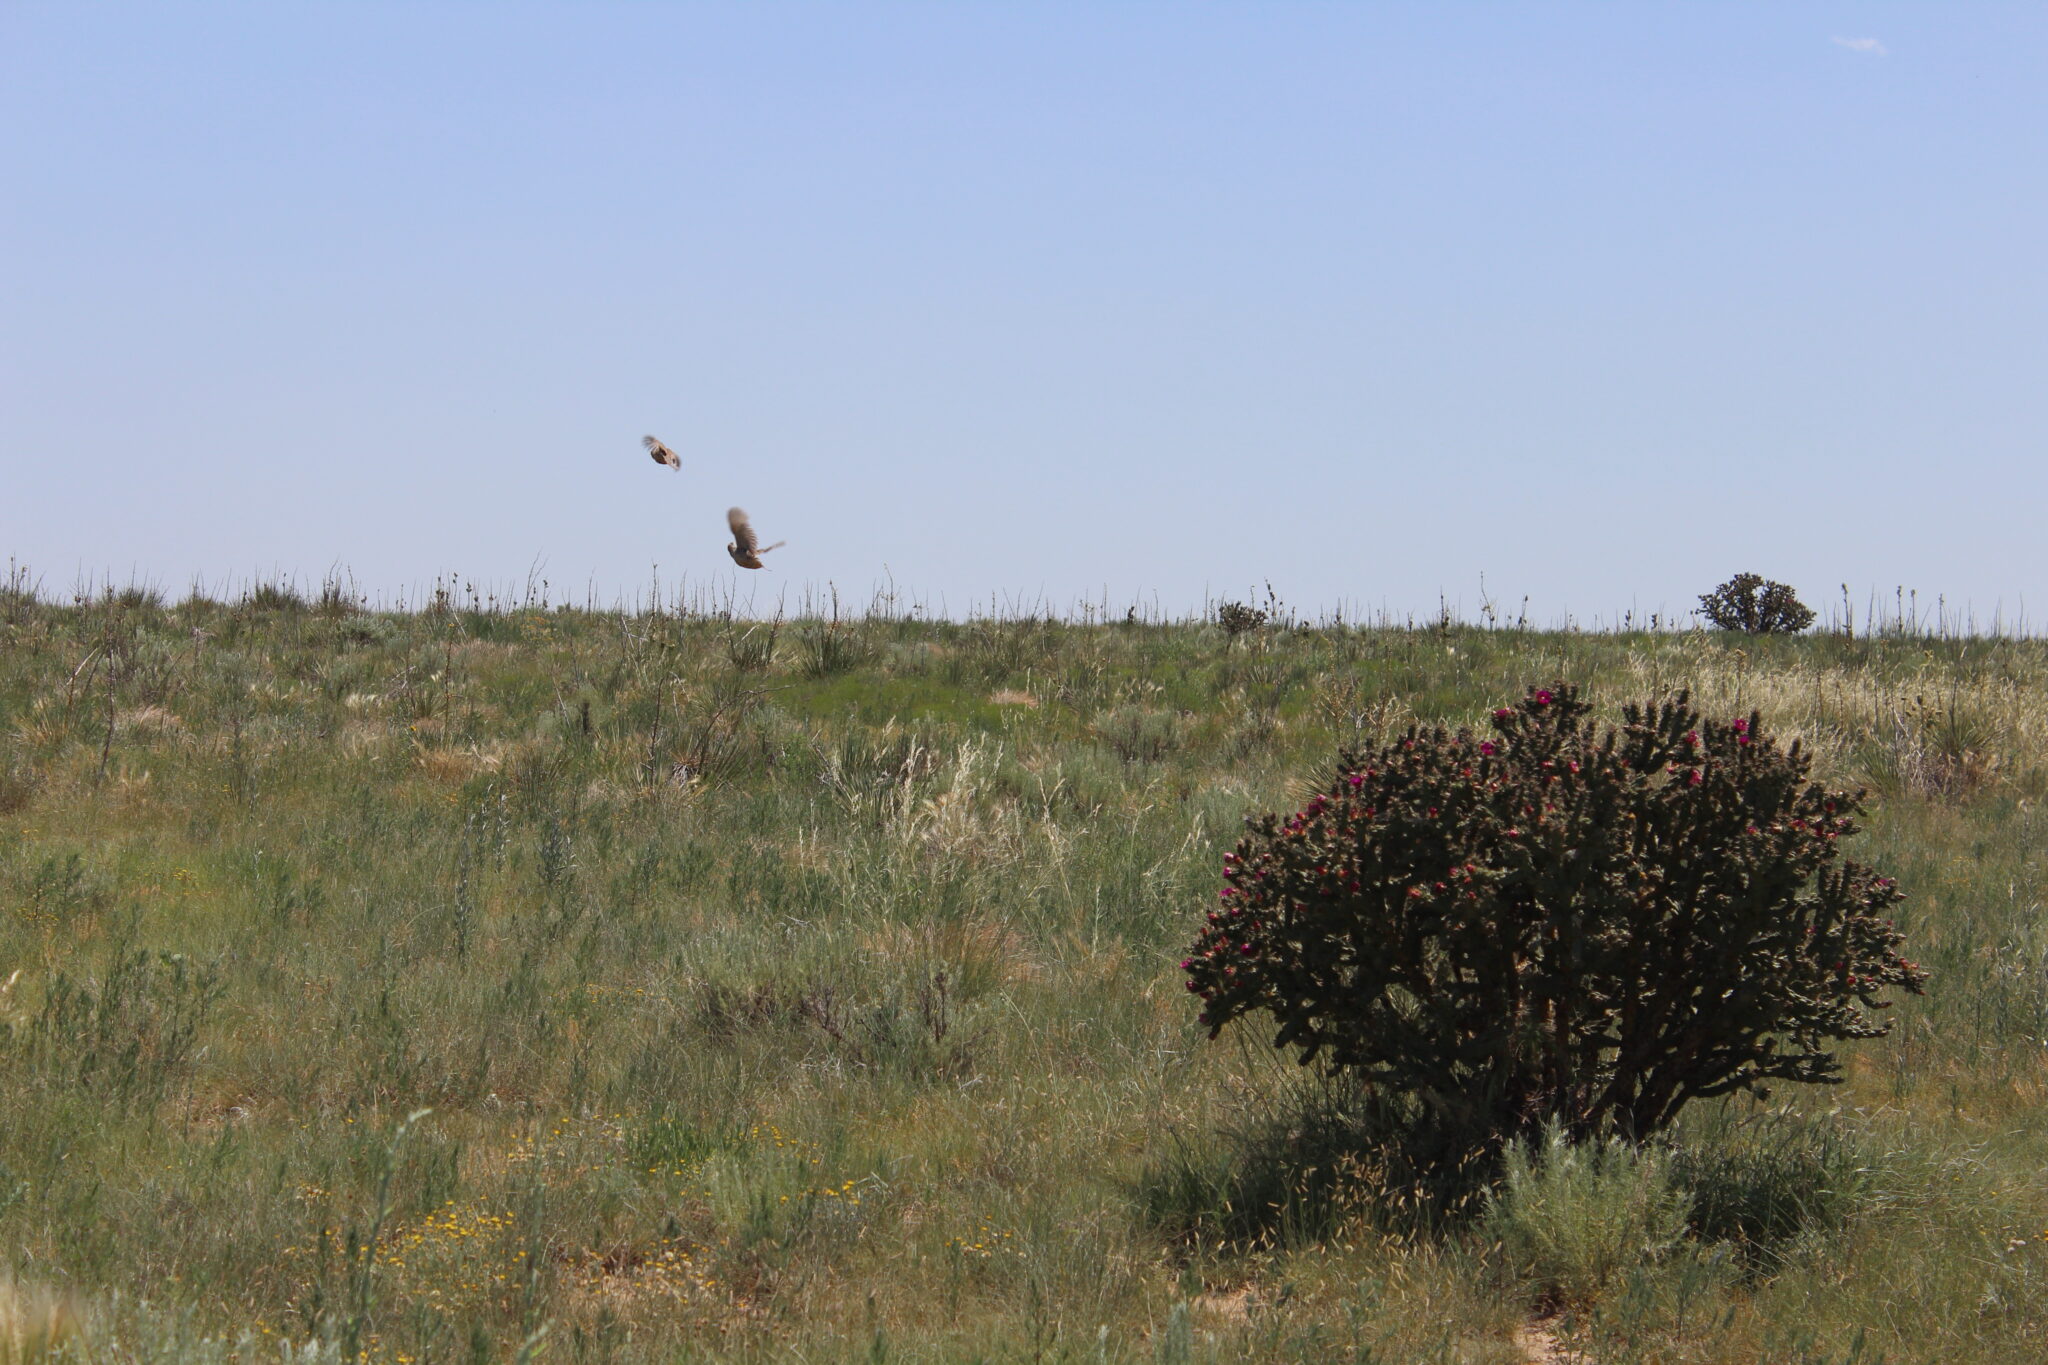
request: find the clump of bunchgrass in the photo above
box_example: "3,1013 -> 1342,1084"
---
1671,1113 -> 1871,1266
1139,1079 -> 1381,1250
241,578 -> 308,614
795,618 -> 874,678
314,575 -> 361,619
0,1277 -> 86,1364
0,560 -> 39,626
1858,690 -> 2000,800
722,613 -> 781,672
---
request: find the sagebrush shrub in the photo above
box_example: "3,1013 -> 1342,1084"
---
1481,1122 -> 1693,1305
1183,683 -> 1925,1151
1698,573 -> 1815,634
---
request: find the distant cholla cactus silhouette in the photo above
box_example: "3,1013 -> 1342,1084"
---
1698,573 -> 1815,635
725,508 -> 786,570
1216,600 -> 1267,641
643,434 -> 681,471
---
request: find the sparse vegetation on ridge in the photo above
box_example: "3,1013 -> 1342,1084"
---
2,579 -> 2047,1361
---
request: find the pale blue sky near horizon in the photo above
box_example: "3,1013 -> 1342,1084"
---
4,4 -> 2044,626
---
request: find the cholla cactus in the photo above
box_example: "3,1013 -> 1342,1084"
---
1698,573 -> 1815,634
1216,601 -> 1266,640
1184,683 -> 1923,1149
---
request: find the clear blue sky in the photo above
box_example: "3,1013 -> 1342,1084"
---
5,4 -> 2044,625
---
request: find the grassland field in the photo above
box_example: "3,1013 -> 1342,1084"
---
2,580 -> 2047,1364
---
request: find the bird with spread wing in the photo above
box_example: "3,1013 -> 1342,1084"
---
725,508 -> 786,569
643,434 -> 681,471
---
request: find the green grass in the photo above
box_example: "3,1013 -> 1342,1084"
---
2,585 -> 2047,1362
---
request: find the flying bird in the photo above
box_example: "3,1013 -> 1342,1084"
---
725,507 -> 785,570
643,434 -> 681,471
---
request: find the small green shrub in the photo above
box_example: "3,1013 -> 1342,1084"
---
1698,573 -> 1816,634
1482,1123 -> 1692,1305
1094,706 -> 1184,765
16,948 -> 224,1102
1183,683 -> 1926,1156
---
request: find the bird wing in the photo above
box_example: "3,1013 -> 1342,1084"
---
643,435 -> 680,470
726,507 -> 758,555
